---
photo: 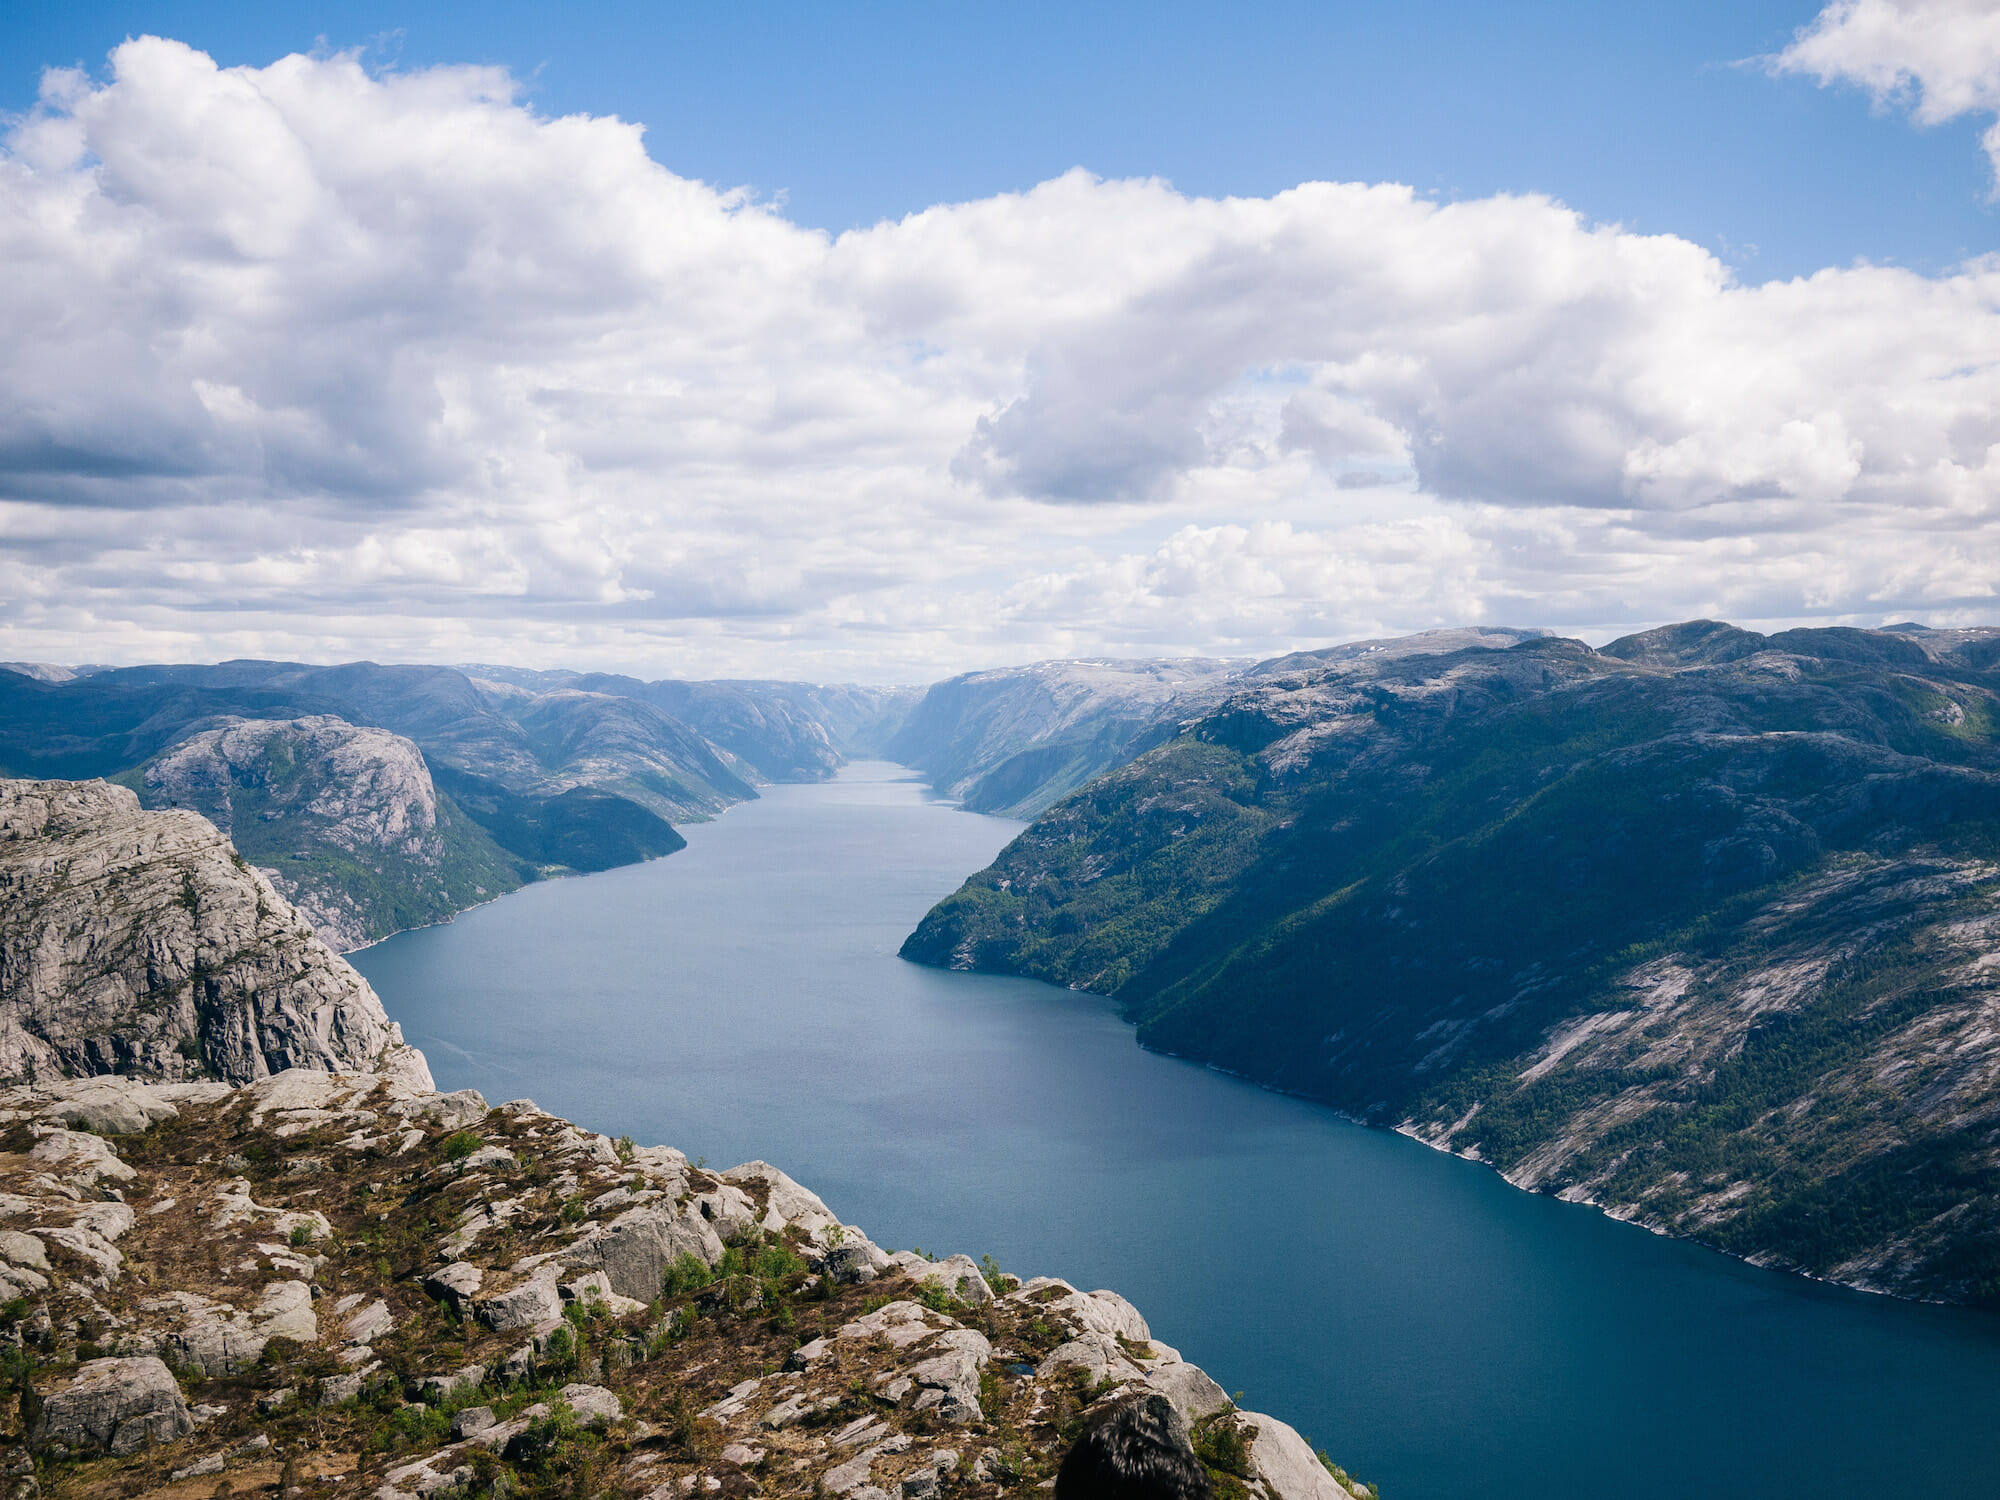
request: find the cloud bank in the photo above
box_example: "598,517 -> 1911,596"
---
1774,0 -> 2000,181
2,34 -> 1998,676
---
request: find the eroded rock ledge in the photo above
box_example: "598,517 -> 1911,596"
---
0,1072 -> 1375,1500
0,779 -> 432,1089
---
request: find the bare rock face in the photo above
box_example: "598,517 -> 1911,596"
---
0,778 -> 433,1088
140,716 -> 511,952
144,716 -> 439,851
29,1355 -> 193,1456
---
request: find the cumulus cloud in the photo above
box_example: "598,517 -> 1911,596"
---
1,36 -> 1998,677
1774,0 -> 2000,179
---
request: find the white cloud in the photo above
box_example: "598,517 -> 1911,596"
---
1,36 -> 1998,678
1773,0 -> 2000,179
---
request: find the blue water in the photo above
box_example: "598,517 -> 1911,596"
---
352,762 -> 2000,1500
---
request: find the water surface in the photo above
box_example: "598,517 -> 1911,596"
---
353,762 -> 2000,1500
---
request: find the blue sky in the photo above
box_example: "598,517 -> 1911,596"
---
4,0 -> 1994,281
3,2 -> 2000,676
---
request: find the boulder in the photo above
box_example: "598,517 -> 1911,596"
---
558,1383 -> 622,1425
1243,1412 -> 1357,1500
687,1184 -> 758,1241
28,1130 -> 135,1186
343,1298 -> 394,1344
909,1254 -> 993,1305
1145,1361 -> 1233,1422
30,1356 -> 193,1456
460,1144 -> 516,1174
1036,1332 -> 1148,1388
39,1079 -> 180,1137
557,1203 -> 723,1300
474,1265 -> 565,1333
722,1160 -> 837,1234
422,1261 -> 485,1310
416,1364 -> 486,1403
388,1089 -> 489,1132
906,1331 -> 991,1423
836,1301 -> 940,1348
558,1269 -> 648,1317
1007,1278 -> 1150,1342
0,1230 -> 50,1271
153,1281 -> 317,1376
451,1406 -> 498,1440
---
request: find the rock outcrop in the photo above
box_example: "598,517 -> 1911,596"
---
27,1355 -> 194,1457
0,778 -> 433,1088
0,1071 -> 1373,1500
139,715 -> 519,951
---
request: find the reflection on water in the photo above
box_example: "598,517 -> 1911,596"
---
354,762 -> 2000,1500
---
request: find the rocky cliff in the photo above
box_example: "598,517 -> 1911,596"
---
0,779 -> 433,1089
904,622 -> 2000,1305
0,662 -> 724,863
0,1069 -> 1373,1500
135,718 -> 522,952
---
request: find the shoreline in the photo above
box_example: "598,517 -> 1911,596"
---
1076,1008 -> 1968,1313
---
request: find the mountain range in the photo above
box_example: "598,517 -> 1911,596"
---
0,662 -> 911,949
903,621 -> 2000,1306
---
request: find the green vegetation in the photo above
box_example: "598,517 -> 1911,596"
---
904,625 -> 2000,1304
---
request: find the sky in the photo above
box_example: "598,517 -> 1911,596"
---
3,0 -> 2000,679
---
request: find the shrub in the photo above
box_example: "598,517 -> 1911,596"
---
1193,1412 -> 1253,1478
439,1131 -> 480,1162
541,1323 -> 579,1378
288,1222 -> 314,1247
752,1243 -> 806,1284
662,1253 -> 713,1297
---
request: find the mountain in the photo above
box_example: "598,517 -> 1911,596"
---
124,716 -> 523,951
903,621 -> 2000,1305
884,658 -> 1249,818
0,780 -> 1367,1500
0,661 -> 752,821
462,668 -> 921,781
0,778 -> 432,1087
883,636 -> 1550,819
0,663 -> 749,942
0,661 -> 916,950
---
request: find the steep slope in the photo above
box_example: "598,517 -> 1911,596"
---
128,717 -> 523,951
506,692 -> 754,819
0,1069 -> 1370,1500
463,669 -> 922,779
903,623 -> 2000,1304
0,663 -> 729,911
885,659 -> 1247,818
0,779 -> 433,1088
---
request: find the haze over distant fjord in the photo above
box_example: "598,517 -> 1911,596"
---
3,1 -> 2000,678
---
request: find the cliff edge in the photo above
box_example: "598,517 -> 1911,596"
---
0,1071 -> 1373,1500
0,778 -> 432,1089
